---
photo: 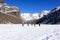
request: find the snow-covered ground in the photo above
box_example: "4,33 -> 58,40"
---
0,24 -> 60,40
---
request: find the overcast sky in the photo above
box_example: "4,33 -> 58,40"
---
4,0 -> 60,13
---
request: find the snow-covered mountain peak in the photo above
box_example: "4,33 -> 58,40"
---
36,6 -> 60,24
56,6 -> 60,10
39,10 -> 50,18
21,13 -> 40,22
51,6 -> 60,12
21,11 -> 50,22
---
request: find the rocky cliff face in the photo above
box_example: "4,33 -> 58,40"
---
0,3 -> 22,24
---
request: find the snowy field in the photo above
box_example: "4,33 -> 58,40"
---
0,24 -> 60,40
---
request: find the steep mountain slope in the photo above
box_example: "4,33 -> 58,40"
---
0,3 -> 22,24
36,6 -> 60,24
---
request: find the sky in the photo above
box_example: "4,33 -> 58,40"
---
4,0 -> 60,13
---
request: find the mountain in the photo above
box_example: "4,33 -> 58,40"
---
36,6 -> 60,24
0,2 -> 60,24
0,2 -> 22,24
21,13 -> 39,22
39,10 -> 50,18
21,10 -> 50,24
